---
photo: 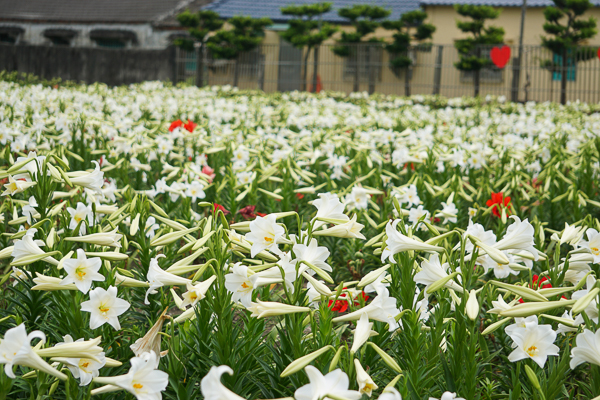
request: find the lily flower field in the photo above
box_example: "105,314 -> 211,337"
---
2,80 -> 600,400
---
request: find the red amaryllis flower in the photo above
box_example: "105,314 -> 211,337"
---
183,119 -> 197,132
168,119 -> 183,132
486,192 -> 511,217
328,289 -> 369,312
296,193 -> 304,200
256,212 -> 267,217
213,203 -> 230,215
238,205 -> 257,220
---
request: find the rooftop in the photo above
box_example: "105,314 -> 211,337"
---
420,0 -> 600,6
0,0 -> 209,26
203,0 -> 421,22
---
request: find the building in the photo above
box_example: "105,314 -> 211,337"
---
0,0 -> 212,49
421,0 -> 600,46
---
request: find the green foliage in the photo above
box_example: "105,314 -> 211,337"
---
332,5 -> 391,57
541,0 -> 597,55
207,16 -> 272,60
174,10 -> 224,50
382,10 -> 436,69
453,4 -> 504,72
280,2 -> 337,49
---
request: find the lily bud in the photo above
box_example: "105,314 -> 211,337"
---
481,317 -> 512,335
247,301 -> 310,319
499,300 -> 576,318
130,214 -> 141,236
524,365 -> 541,390
572,287 -> 600,315
490,281 -> 548,302
302,272 -> 333,297
280,345 -> 334,377
357,265 -> 391,288
465,289 -> 479,320
426,271 -> 463,294
367,342 -> 402,373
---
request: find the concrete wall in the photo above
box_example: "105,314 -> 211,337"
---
423,5 -> 600,46
0,44 -> 176,85
0,22 -> 175,49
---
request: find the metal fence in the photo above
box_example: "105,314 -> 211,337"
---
175,43 -> 600,103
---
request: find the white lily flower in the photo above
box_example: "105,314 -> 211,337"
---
245,214 -> 286,257
382,220 -> 443,263
560,223 -> 585,246
145,257 -> 191,305
570,328 -> 600,369
61,249 -> 105,294
313,192 -> 349,224
67,202 -> 94,235
224,263 -> 255,308
580,228 -> 600,263
354,359 -> 378,397
11,228 -> 59,266
81,286 -> 130,330
333,288 -> 401,331
181,276 -> 217,308
293,238 -> 332,273
494,216 -> 539,260
69,161 -> 104,195
201,365 -> 245,400
95,351 -> 168,400
350,313 -> 376,353
0,324 -> 66,380
294,365 -> 362,400
312,214 -> 366,239
247,300 -> 310,318
130,309 -> 170,367
54,335 -> 106,386
505,316 -> 559,368
2,175 -> 37,196
414,254 -> 463,293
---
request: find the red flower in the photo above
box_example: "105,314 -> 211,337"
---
296,193 -> 304,200
486,192 -> 511,217
328,289 -> 369,312
168,119 -> 183,132
257,212 -> 267,217
183,119 -> 197,132
238,205 -> 257,220
213,203 -> 230,215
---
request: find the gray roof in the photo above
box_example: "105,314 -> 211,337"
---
0,0 -> 201,24
420,0 -> 600,6
204,0 -> 421,22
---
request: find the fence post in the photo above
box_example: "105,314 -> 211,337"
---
195,44 -> 204,87
173,46 -> 179,84
258,47 -> 265,91
510,47 -> 521,102
432,45 -> 443,95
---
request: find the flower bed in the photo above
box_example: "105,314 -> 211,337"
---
1,81 -> 600,399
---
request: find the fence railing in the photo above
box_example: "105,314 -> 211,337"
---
175,43 -> 600,103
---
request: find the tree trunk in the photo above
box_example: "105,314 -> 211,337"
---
312,45 -> 319,93
195,45 -> 204,87
474,46 -> 481,97
302,48 -> 310,92
233,55 -> 240,88
560,47 -> 567,105
354,45 -> 360,93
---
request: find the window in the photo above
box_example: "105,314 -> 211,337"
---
343,44 -> 383,82
44,29 -> 77,46
0,33 -> 16,44
552,53 -> 576,81
95,38 -> 126,48
0,26 -> 24,44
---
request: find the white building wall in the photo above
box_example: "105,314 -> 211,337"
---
0,22 -> 176,49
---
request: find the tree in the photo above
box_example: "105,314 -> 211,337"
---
541,0 -> 597,104
332,5 -> 391,93
453,5 -> 504,97
382,10 -> 435,96
206,16 -> 272,87
175,10 -> 224,87
280,2 -> 337,92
